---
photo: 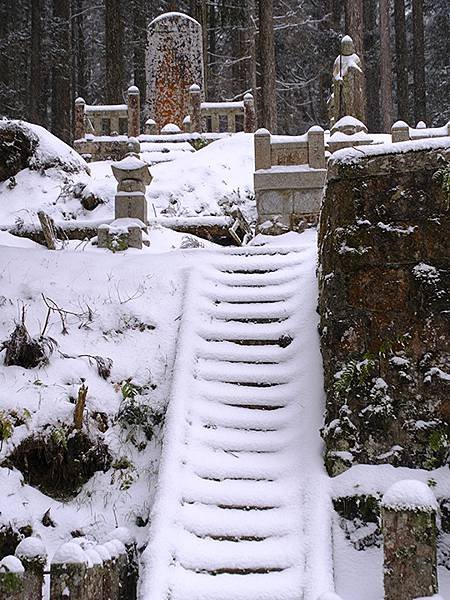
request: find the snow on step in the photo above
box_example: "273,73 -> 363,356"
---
141,239 -> 333,600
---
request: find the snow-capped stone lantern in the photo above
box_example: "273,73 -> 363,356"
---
98,151 -> 152,251
328,35 -> 365,127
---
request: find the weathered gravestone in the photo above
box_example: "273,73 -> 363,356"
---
146,12 -> 205,131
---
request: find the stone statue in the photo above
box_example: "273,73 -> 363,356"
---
328,35 -> 366,127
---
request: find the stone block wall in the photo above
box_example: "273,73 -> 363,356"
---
318,141 -> 450,476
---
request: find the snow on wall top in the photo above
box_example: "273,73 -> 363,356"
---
381,480 -> 438,512
330,136 -> 450,165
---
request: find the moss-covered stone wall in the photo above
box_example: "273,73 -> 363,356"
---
318,142 -> 450,476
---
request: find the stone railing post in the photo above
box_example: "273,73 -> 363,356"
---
50,542 -> 88,600
74,97 -> 86,140
254,128 -> 271,171
307,125 -> 326,169
127,86 -> 141,138
189,84 -> 202,134
107,527 -> 137,599
144,118 -> 157,135
15,537 -> 47,600
391,120 -> 410,143
0,556 -> 24,600
381,480 -> 438,600
244,93 -> 256,133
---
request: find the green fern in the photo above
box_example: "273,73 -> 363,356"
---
432,165 -> 450,210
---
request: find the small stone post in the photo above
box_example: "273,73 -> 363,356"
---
307,126 -> 326,169
244,93 -> 256,133
0,556 -> 24,600
145,118 -> 157,135
50,542 -> 88,600
254,128 -> 271,171
189,84 -> 202,134
74,97 -> 86,140
107,527 -> 137,599
127,86 -> 141,138
381,480 -> 438,600
391,120 -> 410,143
15,537 -> 47,600
111,155 -> 152,224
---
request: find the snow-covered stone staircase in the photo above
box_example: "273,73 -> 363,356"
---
141,240 -> 332,600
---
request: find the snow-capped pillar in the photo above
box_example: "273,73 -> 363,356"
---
307,126 -> 326,169
74,97 -> 86,140
254,128 -> 271,171
0,556 -> 24,599
381,480 -> 438,600
106,528 -> 138,600
127,86 -> 141,138
50,542 -> 89,600
391,120 -> 410,143
189,84 -> 202,134
244,93 -> 256,133
15,537 -> 47,600
145,118 -> 157,135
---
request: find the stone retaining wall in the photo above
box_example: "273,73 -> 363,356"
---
318,140 -> 450,476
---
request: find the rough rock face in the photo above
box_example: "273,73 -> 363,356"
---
0,121 -> 38,182
318,142 -> 450,476
146,12 -> 204,131
0,119 -> 89,182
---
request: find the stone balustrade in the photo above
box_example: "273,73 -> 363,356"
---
74,86 -> 141,140
391,120 -> 450,143
187,85 -> 256,134
0,530 -> 137,600
253,126 -> 327,233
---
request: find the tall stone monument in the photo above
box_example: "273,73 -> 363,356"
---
146,12 -> 205,132
328,35 -> 366,127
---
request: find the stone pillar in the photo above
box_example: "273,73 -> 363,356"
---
50,542 -> 88,600
392,120 -> 410,143
0,556 -> 24,600
244,93 -> 256,133
307,126 -> 326,169
189,84 -> 202,133
74,97 -> 86,140
254,128 -> 271,171
382,480 -> 438,600
15,537 -> 47,600
144,118 -> 157,135
107,528 -> 137,600
127,86 -> 141,138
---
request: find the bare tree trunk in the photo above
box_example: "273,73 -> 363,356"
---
394,0 -> 409,121
379,0 -> 393,131
105,0 -> 125,103
30,0 -> 44,125
132,0 -> 147,99
363,0 -> 380,132
73,0 -> 87,99
51,0 -> 72,143
345,0 -> 364,57
190,0 -> 208,97
258,0 -> 277,132
208,1 -> 217,100
412,0 -> 426,123
248,0 -> 258,105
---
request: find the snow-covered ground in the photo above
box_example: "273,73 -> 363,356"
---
0,123 -> 255,230
0,124 -> 449,600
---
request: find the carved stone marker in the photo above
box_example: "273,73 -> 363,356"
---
382,480 -> 438,600
328,35 -> 365,127
146,12 -> 204,131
